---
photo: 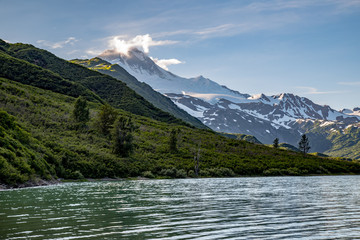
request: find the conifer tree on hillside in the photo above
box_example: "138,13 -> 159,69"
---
298,134 -> 311,156
169,128 -> 179,153
95,104 -> 118,136
112,116 -> 136,157
72,96 -> 89,125
273,138 -> 279,148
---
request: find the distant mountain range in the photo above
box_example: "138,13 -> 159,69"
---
96,47 -> 360,159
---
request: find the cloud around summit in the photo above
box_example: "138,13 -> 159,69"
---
109,34 -> 178,54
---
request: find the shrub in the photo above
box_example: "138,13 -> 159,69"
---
67,170 -> 84,180
188,170 -> 196,178
142,171 -> 155,179
176,169 -> 187,178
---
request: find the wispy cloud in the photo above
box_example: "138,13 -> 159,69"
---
109,34 -> 178,54
338,81 -> 360,86
237,0 -> 360,13
85,49 -> 103,56
242,0 -> 313,12
37,37 -> 78,49
195,24 -> 235,36
66,49 -> 81,55
150,57 -> 184,71
150,0 -> 360,42
151,12 -> 299,42
296,86 -> 347,94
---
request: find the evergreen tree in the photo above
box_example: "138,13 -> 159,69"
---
273,138 -> 279,148
72,96 -> 89,123
112,116 -> 136,157
169,129 -> 178,153
194,143 -> 201,177
298,134 -> 311,156
95,104 -> 118,136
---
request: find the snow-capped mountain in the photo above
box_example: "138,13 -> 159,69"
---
98,48 -> 360,154
99,48 -> 250,103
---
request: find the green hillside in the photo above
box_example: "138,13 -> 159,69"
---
301,121 -> 360,159
0,40 -> 187,126
0,109 -> 59,186
71,58 -> 207,129
324,126 -> 360,159
220,132 -> 262,144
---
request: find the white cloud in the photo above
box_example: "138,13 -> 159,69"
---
37,37 -> 78,49
150,57 -> 183,70
109,34 -> 178,54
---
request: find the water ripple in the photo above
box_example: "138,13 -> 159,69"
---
1,176 -> 360,239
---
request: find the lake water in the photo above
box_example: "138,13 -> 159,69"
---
1,176 -> 360,239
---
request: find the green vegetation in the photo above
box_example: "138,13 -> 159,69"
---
278,143 -> 300,152
111,116 -> 136,157
324,126 -> 360,159
0,110 -> 58,185
0,40 -> 190,126
71,58 -> 207,129
169,129 -> 179,153
0,50 -> 101,102
1,39 -> 360,187
300,120 -> 360,159
94,104 -> 117,136
221,133 -> 262,144
72,96 -> 90,124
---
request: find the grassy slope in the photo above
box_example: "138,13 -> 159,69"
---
1,77 -> 360,187
0,40 -> 188,126
302,121 -> 360,159
71,58 -> 207,129
324,127 -> 360,159
0,51 -> 102,103
0,109 -> 59,185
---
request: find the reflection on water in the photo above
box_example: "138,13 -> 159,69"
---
1,176 -> 360,239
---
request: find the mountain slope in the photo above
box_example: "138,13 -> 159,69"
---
0,40 -> 188,125
97,47 -> 360,159
0,48 -> 101,103
71,57 -> 206,129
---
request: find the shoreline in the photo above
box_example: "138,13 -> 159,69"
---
0,178 -> 61,190
1,173 -> 359,190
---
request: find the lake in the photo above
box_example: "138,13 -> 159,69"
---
1,176 -> 360,239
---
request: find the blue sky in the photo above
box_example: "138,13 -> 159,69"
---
1,0 -> 360,110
